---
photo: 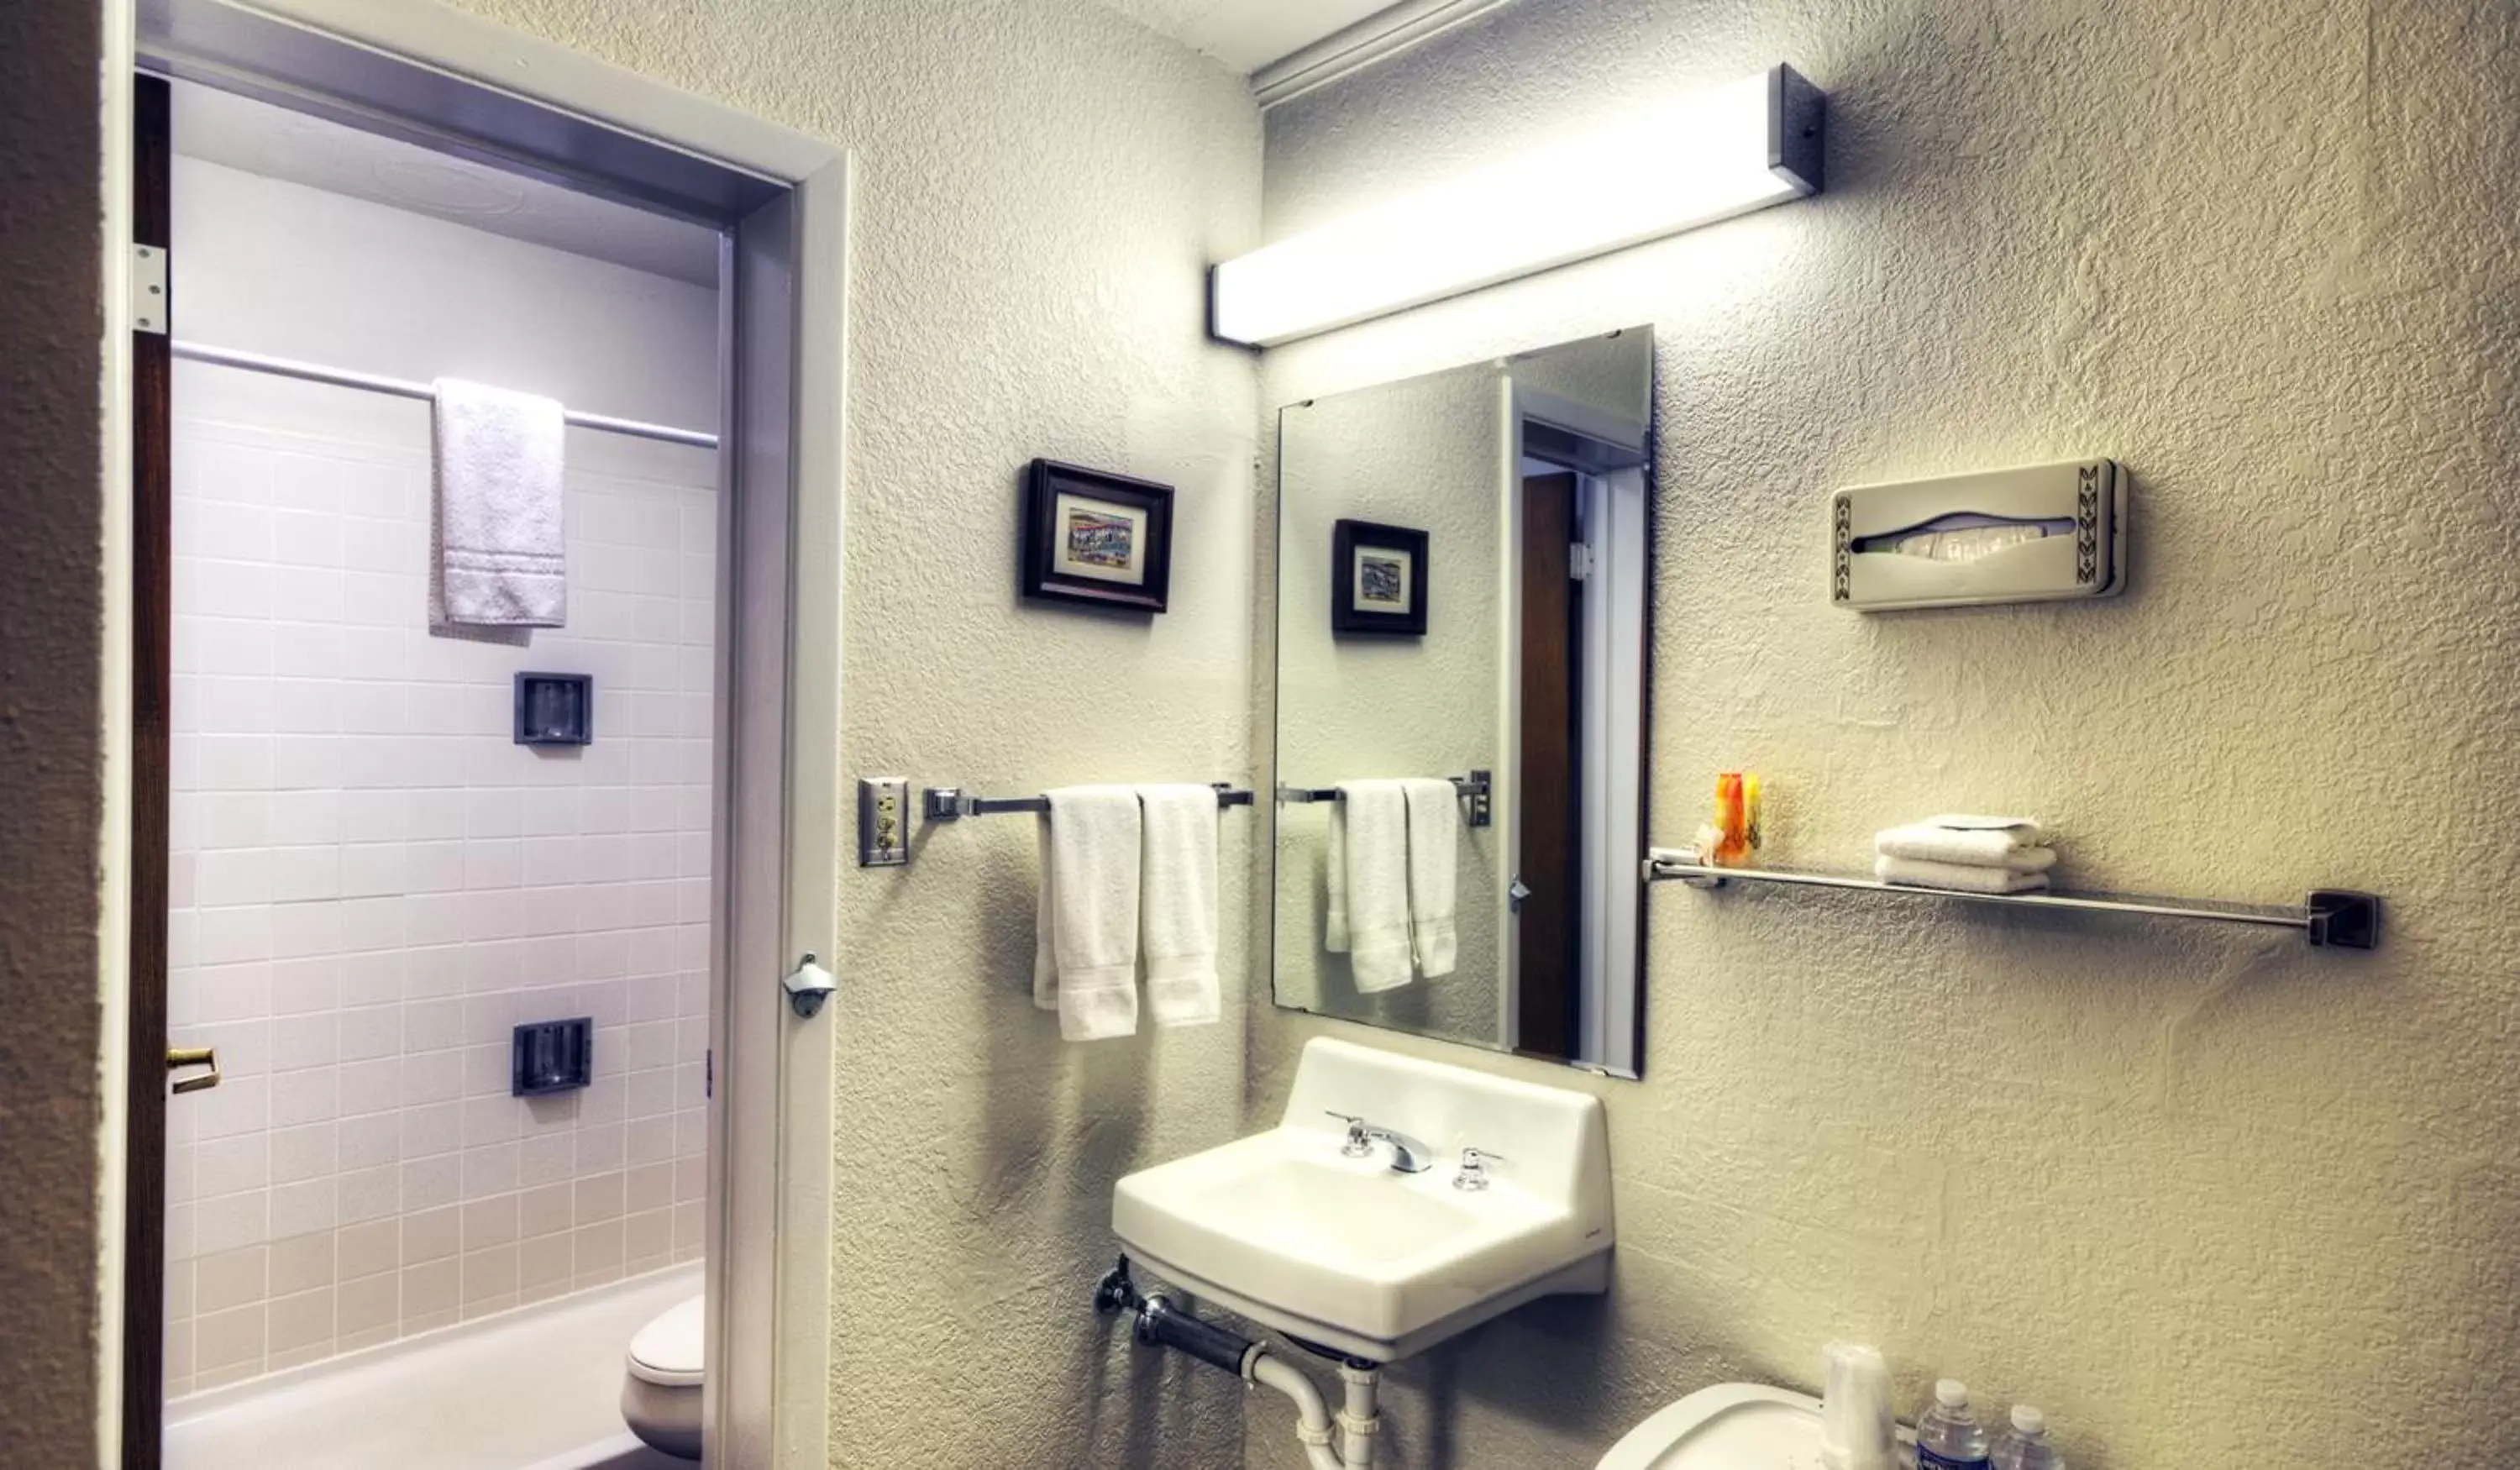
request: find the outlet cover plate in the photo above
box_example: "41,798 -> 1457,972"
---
858,777 -> 911,866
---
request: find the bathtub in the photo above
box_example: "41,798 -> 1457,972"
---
165,1263 -> 701,1470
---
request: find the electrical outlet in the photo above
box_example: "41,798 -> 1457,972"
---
858,777 -> 911,866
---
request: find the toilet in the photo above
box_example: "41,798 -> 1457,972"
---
1597,1382 -> 1826,1469
620,1293 -> 705,1460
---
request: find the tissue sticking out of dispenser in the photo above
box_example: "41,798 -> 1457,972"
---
1831,459 -> 2126,611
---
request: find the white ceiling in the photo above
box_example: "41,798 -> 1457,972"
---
1091,0 -> 1402,73
171,80 -> 722,288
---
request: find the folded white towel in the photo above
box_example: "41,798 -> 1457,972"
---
1875,816 -> 2050,869
431,378 -> 566,635
1400,778 -> 1458,979
1874,853 -> 2051,894
1136,784 -> 1218,1029
1332,780 -> 1413,993
1035,785 -> 1142,1041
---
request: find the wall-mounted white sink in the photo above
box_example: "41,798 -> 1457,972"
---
1112,1037 -> 1612,1361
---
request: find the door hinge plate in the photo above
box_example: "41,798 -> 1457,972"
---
132,244 -> 168,335
1569,543 -> 1594,580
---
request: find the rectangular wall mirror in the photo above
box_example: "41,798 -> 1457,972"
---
1271,328 -> 1654,1078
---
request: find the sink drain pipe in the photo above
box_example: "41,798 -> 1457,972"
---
1097,1256 -> 1378,1470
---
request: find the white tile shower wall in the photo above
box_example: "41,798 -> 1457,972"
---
165,405 -> 715,1394
160,123 -> 721,1396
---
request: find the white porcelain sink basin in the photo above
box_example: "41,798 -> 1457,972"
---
1113,1037 -> 1612,1361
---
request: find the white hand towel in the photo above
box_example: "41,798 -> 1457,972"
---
1034,785 -> 1142,1041
431,377 -> 566,633
1873,853 -> 2050,894
1336,780 -> 1413,993
1136,784 -> 1218,1029
1400,778 -> 1459,979
1876,823 -> 2055,871
1324,794 -> 1350,953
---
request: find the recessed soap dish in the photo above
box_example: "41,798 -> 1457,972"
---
512,1017 -> 593,1095
515,672 -> 593,746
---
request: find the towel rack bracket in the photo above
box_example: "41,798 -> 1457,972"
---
2305,890 -> 2381,949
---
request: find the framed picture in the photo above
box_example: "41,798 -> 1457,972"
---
1020,459 -> 1174,613
1331,518 -> 1430,636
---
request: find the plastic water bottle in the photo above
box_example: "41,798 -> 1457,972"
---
1990,1405 -> 2064,1470
1914,1380 -> 1991,1470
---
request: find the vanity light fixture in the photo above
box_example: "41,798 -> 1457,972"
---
1210,64 -> 1826,347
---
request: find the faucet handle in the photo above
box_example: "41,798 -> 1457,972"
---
1453,1146 -> 1508,1191
1323,1110 -> 1374,1158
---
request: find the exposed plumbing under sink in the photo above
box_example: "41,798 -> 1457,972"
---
1096,1255 -> 1378,1470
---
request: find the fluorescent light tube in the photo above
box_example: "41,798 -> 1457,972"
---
1211,64 -> 1825,347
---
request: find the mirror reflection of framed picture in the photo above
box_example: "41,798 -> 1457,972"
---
1021,459 -> 1174,613
1331,518 -> 1429,636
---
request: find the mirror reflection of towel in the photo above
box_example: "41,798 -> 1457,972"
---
1400,779 -> 1457,978
1330,780 -> 1412,993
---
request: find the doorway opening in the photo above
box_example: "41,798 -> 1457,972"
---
117,4 -> 847,1466
1504,387 -> 1648,1076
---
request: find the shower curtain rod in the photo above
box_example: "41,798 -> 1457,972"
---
171,340 -> 721,449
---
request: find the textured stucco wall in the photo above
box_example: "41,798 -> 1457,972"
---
0,2 -> 111,1462
1274,361 -> 1504,1046
436,3 -> 1265,1465
1250,2 -> 2520,1467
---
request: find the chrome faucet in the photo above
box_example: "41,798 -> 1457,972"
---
1324,1110 -> 1436,1173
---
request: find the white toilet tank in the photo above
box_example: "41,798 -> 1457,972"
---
1596,1383 -> 1826,1469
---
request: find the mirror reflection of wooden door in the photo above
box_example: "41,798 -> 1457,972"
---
1517,472 -> 1582,1057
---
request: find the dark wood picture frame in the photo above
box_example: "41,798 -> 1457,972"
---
1020,458 -> 1174,613
1331,518 -> 1430,636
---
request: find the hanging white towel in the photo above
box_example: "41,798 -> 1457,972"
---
1873,853 -> 2050,894
1875,815 -> 2051,870
430,377 -> 566,635
1137,784 -> 1218,1029
1400,778 -> 1458,979
1034,785 -> 1142,1041
1335,780 -> 1413,993
1324,795 -> 1351,954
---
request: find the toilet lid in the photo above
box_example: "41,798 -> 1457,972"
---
1596,1383 -> 1824,1469
627,1294 -> 706,1388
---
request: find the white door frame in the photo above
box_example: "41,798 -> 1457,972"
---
107,3 -> 846,1464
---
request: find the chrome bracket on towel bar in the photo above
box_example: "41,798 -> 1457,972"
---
922,783 -> 1257,822
1273,770 -> 1493,828
1642,848 -> 2381,949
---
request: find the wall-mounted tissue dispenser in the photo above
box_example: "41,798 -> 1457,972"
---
1830,459 -> 2126,611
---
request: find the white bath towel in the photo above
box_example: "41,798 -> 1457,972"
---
1873,853 -> 2051,895
1875,815 -> 2048,869
430,377 -> 566,634
1400,778 -> 1459,979
1035,785 -> 1142,1041
1137,784 -> 1218,1029
1331,780 -> 1413,993
1324,794 -> 1350,954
